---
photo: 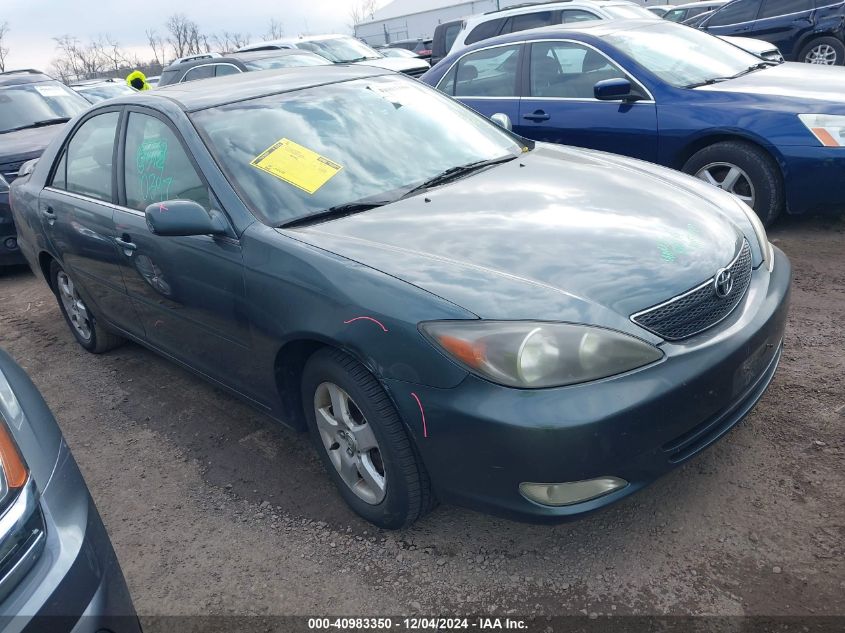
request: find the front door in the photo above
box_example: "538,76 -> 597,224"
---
516,41 -> 658,163
39,109 -> 143,335
748,0 -> 814,59
113,109 -> 255,395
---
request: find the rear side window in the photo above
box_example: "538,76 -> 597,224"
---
182,65 -> 214,83
664,8 -> 688,21
759,0 -> 812,18
507,11 -> 556,34
54,111 -> 119,202
215,64 -> 241,77
123,113 -> 209,212
562,9 -> 601,23
450,44 -> 521,97
708,0 -> 761,25
465,18 -> 507,45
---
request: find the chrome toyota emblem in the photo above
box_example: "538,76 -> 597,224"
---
714,268 -> 734,298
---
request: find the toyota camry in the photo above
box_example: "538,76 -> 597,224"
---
9,67 -> 790,527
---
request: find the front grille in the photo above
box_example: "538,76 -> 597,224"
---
632,240 -> 753,340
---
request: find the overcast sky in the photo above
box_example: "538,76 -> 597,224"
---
2,0 -> 388,71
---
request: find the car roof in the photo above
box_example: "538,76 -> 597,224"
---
465,0 -> 638,23
70,78 -> 124,87
129,65 -> 390,112
0,70 -> 55,87
241,33 -> 351,49
672,0 -> 726,7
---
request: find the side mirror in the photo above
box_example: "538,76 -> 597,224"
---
490,112 -> 513,131
144,200 -> 228,237
594,78 -> 643,102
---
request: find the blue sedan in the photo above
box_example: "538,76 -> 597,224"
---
422,19 -> 845,225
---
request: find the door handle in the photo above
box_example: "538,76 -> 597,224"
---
40,205 -> 55,225
115,234 -> 137,256
523,110 -> 551,122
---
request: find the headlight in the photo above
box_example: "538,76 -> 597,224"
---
733,196 -> 774,272
420,321 -> 663,389
0,174 -> 9,194
798,113 -> 845,147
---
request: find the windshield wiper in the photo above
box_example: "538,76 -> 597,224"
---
399,155 -> 519,199
684,62 -> 773,89
278,200 -> 391,229
1,117 -> 71,134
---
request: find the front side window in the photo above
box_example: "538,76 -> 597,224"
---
451,44 -> 521,97
0,81 -> 89,134
606,21 -> 762,87
562,9 -> 601,23
56,111 -> 119,202
530,42 -> 630,99
508,11 -> 556,33
123,113 -> 209,212
759,0 -> 812,18
191,74 -> 523,226
465,18 -> 507,45
663,8 -> 688,21
708,0 -> 761,25
214,64 -> 241,77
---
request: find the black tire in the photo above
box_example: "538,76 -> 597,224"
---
49,261 -> 124,353
798,36 -> 845,66
682,140 -> 783,227
301,348 -> 435,529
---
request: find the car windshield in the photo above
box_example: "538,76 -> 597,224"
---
297,37 -> 383,63
606,22 -> 764,87
0,81 -> 89,133
245,54 -> 332,70
602,5 -> 659,19
191,74 -> 523,225
75,83 -> 136,103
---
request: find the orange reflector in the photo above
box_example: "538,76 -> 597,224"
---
437,335 -> 486,368
812,127 -> 840,147
0,422 -> 28,489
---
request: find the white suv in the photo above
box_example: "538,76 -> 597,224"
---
449,1 -> 656,57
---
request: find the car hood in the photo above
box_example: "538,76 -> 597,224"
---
720,36 -> 779,55
0,124 -> 65,170
283,144 -> 745,327
352,56 -> 429,73
699,62 -> 845,103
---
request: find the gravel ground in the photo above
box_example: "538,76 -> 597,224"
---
0,215 -> 842,625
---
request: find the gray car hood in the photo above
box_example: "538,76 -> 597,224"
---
283,144 -> 745,325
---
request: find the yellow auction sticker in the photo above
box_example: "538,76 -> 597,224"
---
250,138 -> 343,195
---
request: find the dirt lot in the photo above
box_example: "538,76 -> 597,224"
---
0,215 -> 843,624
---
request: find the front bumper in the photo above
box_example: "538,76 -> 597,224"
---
778,144 -> 845,215
0,192 -> 25,267
385,247 -> 791,522
0,442 -> 140,633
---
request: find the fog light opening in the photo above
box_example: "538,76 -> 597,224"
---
519,477 -> 628,507
3,238 -> 17,251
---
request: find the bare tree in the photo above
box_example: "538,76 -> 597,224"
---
98,35 -> 127,73
165,13 -> 198,59
349,0 -> 378,28
0,22 -> 9,73
264,19 -> 284,41
51,35 -> 110,81
212,31 -> 251,53
146,28 -> 167,67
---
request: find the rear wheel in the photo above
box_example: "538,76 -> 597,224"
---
301,348 -> 434,529
799,36 -> 845,66
683,141 -> 783,227
50,261 -> 124,353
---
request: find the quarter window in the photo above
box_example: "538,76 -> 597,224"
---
707,0 -> 761,26
452,44 -> 521,97
123,113 -> 209,212
54,111 -> 119,202
529,42 -> 631,99
759,0 -> 812,18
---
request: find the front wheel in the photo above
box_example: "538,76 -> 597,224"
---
682,141 -> 783,227
301,348 -> 434,529
799,36 -> 845,66
50,261 -> 124,353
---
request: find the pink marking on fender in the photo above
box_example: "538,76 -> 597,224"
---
343,316 -> 388,332
158,203 -> 169,213
410,392 -> 428,438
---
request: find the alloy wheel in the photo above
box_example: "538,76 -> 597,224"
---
56,271 -> 93,341
695,162 -> 756,208
313,382 -> 386,505
806,44 -> 838,65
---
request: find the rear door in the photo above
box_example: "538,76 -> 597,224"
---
516,40 -> 658,162
435,43 -> 523,124
39,108 -> 143,334
113,108 -> 253,393
702,0 -> 763,36
748,0 -> 815,58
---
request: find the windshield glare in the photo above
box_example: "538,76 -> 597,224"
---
0,81 -> 89,133
606,23 -> 763,87
245,54 -> 332,70
192,75 -> 522,225
297,37 -> 383,62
